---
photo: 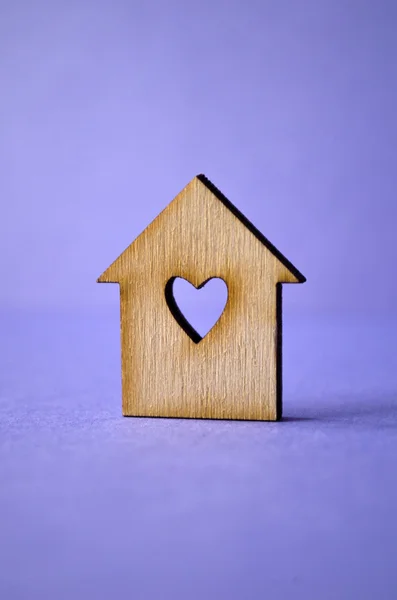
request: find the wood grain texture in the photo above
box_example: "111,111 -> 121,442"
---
98,175 -> 305,421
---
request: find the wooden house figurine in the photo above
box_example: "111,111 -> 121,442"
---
97,175 -> 305,421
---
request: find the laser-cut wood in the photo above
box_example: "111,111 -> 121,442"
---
97,174 -> 306,421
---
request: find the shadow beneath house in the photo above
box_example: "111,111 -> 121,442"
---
283,393 -> 397,428
281,416 -> 315,423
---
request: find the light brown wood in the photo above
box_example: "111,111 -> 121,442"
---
97,175 -> 305,421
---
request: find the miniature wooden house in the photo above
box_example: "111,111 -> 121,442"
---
97,175 -> 305,421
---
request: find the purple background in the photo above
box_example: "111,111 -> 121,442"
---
1,0 -> 397,315
1,1 -> 397,598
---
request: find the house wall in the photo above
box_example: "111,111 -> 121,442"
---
119,277 -> 280,420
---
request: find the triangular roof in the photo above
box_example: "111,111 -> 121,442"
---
98,174 -> 306,283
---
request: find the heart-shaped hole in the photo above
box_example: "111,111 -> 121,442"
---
165,277 -> 228,343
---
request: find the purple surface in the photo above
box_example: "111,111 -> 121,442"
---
0,311 -> 396,599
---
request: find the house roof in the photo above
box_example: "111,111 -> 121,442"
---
98,174 -> 306,284
196,174 -> 306,283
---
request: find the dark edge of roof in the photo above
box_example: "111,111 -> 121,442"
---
196,174 -> 306,283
